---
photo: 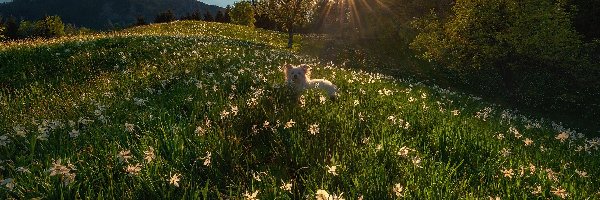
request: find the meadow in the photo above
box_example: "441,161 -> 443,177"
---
0,21 -> 598,199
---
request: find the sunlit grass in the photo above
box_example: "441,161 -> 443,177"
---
0,21 -> 598,199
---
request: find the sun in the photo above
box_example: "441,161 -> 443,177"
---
315,0 -> 391,35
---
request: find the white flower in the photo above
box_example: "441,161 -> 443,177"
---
243,190 -> 260,200
144,147 -> 155,163
397,146 -> 412,157
326,165 -> 338,176
523,138 -> 533,146
202,152 -> 211,166
124,123 -> 135,132
1,178 -> 15,190
575,169 -> 588,178
284,119 -> 295,129
125,163 -> 142,175
195,126 -> 206,136
551,186 -> 568,199
315,189 -> 330,200
0,135 -> 10,147
118,150 -> 132,163
69,129 -> 80,138
451,110 -> 460,116
280,181 -> 292,191
16,167 -> 30,173
393,183 -> 404,197
308,124 -> 320,135
169,173 -> 181,187
13,125 -> 27,137
556,132 -> 569,142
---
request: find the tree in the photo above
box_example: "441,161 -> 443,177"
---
411,0 -> 585,107
5,16 -> 19,39
257,0 -> 316,48
154,10 -> 176,23
203,10 -> 214,22
229,1 -> 256,27
214,10 -> 225,22
39,15 -> 65,38
135,15 -> 148,26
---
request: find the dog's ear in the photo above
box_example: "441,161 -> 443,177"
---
300,64 -> 310,73
283,63 -> 293,72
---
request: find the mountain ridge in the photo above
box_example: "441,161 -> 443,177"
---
0,0 -> 223,29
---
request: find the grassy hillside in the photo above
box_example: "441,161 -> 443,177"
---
0,21 -> 599,199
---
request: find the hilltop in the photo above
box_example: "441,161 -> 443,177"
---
0,21 -> 598,199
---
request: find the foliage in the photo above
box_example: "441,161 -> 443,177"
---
229,1 -> 256,27
154,10 -> 176,24
15,15 -> 65,38
410,0 -> 597,119
203,10 -> 214,22
135,16 -> 148,26
0,21 -> 598,199
256,0 -> 316,48
4,16 -> 19,39
180,9 -> 203,21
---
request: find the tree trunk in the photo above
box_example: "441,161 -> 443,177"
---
287,29 -> 294,49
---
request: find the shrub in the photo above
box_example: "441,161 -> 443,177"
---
410,0 -> 595,114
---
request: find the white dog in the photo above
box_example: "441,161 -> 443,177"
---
283,63 -> 338,98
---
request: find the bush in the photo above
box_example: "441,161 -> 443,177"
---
17,15 -> 65,38
410,0 -> 597,116
229,1 -> 256,27
155,10 -> 176,24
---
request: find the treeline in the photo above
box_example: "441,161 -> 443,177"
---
0,7 -> 233,40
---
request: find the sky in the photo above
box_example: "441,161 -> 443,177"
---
198,0 -> 237,8
0,0 -> 236,7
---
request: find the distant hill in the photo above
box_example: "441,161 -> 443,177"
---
0,0 -> 222,29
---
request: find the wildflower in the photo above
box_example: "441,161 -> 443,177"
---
575,169 -> 588,178
315,189 -> 330,200
124,123 -> 135,132
36,132 -> 48,141
263,121 -> 270,129
0,135 -> 10,147
354,100 -> 359,106
125,163 -> 142,175
509,127 -> 522,139
412,156 -> 423,168
169,173 -> 181,187
284,119 -> 295,129
551,186 -> 568,199
529,163 -> 536,174
69,129 -> 80,138
1,178 -> 15,190
523,138 -> 533,146
531,185 -> 542,195
326,165 -> 338,176
451,110 -> 460,116
500,148 -> 511,157
16,167 -> 30,173
252,172 -> 262,182
48,159 -> 76,186
376,144 -> 383,151
220,110 -> 230,119
243,190 -> 259,200
118,150 -> 132,163
331,192 -> 345,200
133,97 -> 148,106
556,132 -> 569,142
545,168 -> 559,182
319,95 -> 326,104
397,146 -> 412,157
280,181 -> 292,191
408,97 -> 416,102
231,105 -> 239,116
501,168 -> 514,178
202,152 -> 211,166
195,126 -> 206,136
144,147 -> 155,163
393,183 -> 404,197
308,124 -> 320,135
13,125 -> 27,137
299,95 -> 306,107
496,133 -> 505,140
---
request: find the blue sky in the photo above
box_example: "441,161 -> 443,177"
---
0,0 -> 236,7
199,0 -> 237,8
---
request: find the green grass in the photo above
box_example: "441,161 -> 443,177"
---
0,21 -> 599,199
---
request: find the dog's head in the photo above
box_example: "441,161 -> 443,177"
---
283,64 -> 310,84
